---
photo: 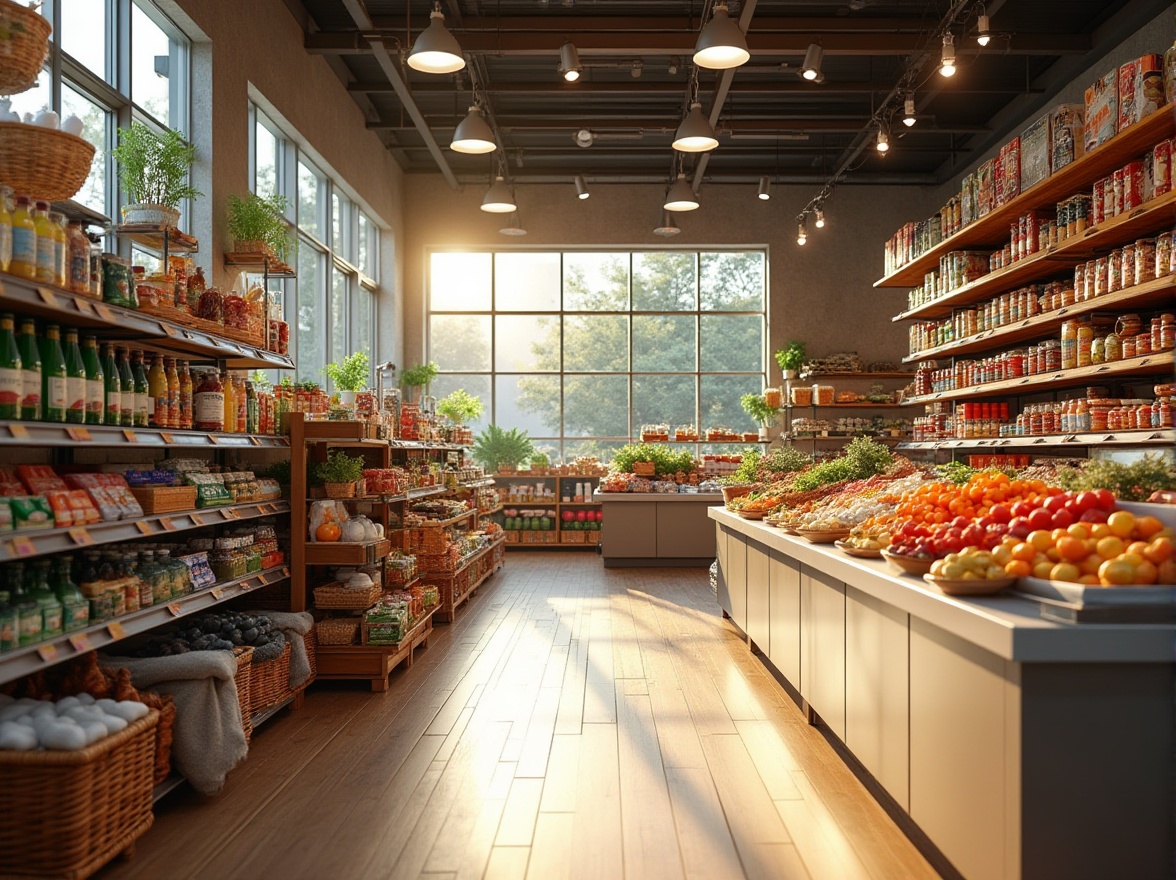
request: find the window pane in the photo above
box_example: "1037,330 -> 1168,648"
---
332,192 -> 345,256
61,0 -> 106,80
297,162 -> 321,238
632,315 -> 695,372
700,315 -> 762,372
633,375 -> 696,429
563,252 -> 628,310
431,315 -> 490,371
495,252 -> 560,311
431,252 -> 490,311
500,375 -> 560,437
562,375 -> 628,437
353,289 -> 372,363
563,315 -> 627,372
255,121 -> 278,199
701,252 -> 765,311
701,375 -> 764,432
495,315 -> 558,372
330,269 -> 348,368
358,212 -> 370,275
632,252 -> 697,311
9,71 -> 49,118
61,84 -> 108,216
431,374 -> 491,434
296,243 -> 324,382
131,3 -> 172,124
563,439 -> 626,462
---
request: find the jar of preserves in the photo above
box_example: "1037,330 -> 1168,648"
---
1157,232 -> 1174,278
1076,324 -> 1094,367
1107,250 -> 1122,293
1121,243 -> 1136,289
1137,332 -> 1152,356
1060,320 -> 1079,369
193,369 -> 225,432
101,254 -> 135,308
1116,313 -> 1142,340
1152,317 -> 1164,352
223,291 -> 249,331
1090,336 -> 1105,365
197,286 -> 224,323
1122,334 -> 1136,359
1135,237 -> 1156,283
1157,399 -> 1173,428
66,223 -> 91,296
1042,339 -> 1061,372
1103,331 -> 1121,362
1093,257 -> 1108,296
1161,314 -> 1175,350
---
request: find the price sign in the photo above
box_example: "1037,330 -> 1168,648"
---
95,304 -> 116,321
135,520 -> 155,535
159,517 -> 177,531
74,298 -> 94,315
210,587 -> 226,600
281,566 -> 290,578
68,527 -> 94,546
189,513 -> 204,526
122,429 -> 138,443
66,427 -> 92,442
163,324 -> 184,339
160,432 -> 174,444
106,621 -> 127,640
167,602 -> 182,616
68,633 -> 92,653
36,643 -> 59,662
10,536 -> 36,557
37,287 -> 59,307
222,508 -> 239,520
249,435 -> 262,446
8,424 -> 29,439
208,435 -> 220,445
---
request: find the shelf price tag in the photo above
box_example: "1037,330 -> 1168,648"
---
68,527 -> 94,546
68,633 -> 92,653
167,602 -> 183,616
37,287 -> 59,307
106,621 -> 127,640
189,513 -> 205,526
74,298 -> 94,315
10,536 -> 36,557
8,424 -> 29,439
163,324 -> 184,339
208,435 -> 220,445
222,508 -> 239,520
249,435 -> 262,446
135,520 -> 155,535
36,643 -> 59,662
210,587 -> 226,600
95,304 -> 116,321
123,429 -> 138,443
160,432 -> 174,444
159,517 -> 177,531
66,427 -> 92,442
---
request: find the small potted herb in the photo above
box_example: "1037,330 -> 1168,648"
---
111,122 -> 201,227
774,341 -> 807,380
528,452 -> 550,475
401,361 -> 439,403
323,351 -> 371,408
227,192 -> 292,262
314,449 -> 365,498
436,388 -> 483,426
740,392 -> 780,440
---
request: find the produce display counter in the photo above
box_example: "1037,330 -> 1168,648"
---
598,492 -> 722,567
710,507 -> 1173,880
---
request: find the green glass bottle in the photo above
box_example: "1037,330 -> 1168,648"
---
81,336 -> 104,425
27,560 -> 62,639
50,556 -> 88,632
0,313 -> 22,420
10,563 -> 40,647
38,324 -> 68,423
17,319 -> 40,421
117,347 -> 134,427
102,343 -> 120,426
62,327 -> 86,424
130,350 -> 149,428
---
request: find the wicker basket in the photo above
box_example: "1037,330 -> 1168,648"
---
129,485 -> 198,514
313,581 -> 381,610
0,0 -> 52,96
232,646 -> 254,744
0,121 -> 97,201
408,526 -> 452,556
248,641 -> 292,716
0,709 -> 158,880
632,461 -> 656,476
315,616 -> 360,646
324,481 -> 357,499
300,627 -> 317,689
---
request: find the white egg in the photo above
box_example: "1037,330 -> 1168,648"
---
96,714 -> 127,735
0,725 -> 37,750
108,701 -> 149,722
40,721 -> 87,750
15,715 -> 36,728
95,698 -> 119,714
0,704 -> 33,722
33,109 -> 59,129
60,113 -> 84,136
55,696 -> 81,711
63,706 -> 104,723
80,721 -> 108,746
30,703 -> 57,720
76,693 -> 96,705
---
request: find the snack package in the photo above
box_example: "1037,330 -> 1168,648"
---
1118,54 -> 1164,131
11,496 -> 54,531
1050,103 -> 1085,171
16,464 -> 67,494
62,473 -> 145,520
178,552 -> 216,589
1084,70 -> 1118,152
0,467 -> 25,496
975,159 -> 996,217
44,490 -> 76,527
67,489 -> 102,525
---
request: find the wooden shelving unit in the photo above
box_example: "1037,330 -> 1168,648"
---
897,428 -> 1175,452
491,474 -> 603,549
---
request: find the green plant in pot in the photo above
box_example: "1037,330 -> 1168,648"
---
314,449 -> 365,499
528,452 -> 550,474
436,389 -> 483,426
740,392 -> 780,439
472,425 -> 534,474
774,341 -> 806,380
111,122 -> 201,228
227,192 -> 293,262
401,361 -> 439,404
323,351 -> 370,408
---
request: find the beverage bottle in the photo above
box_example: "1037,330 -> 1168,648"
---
178,360 -> 193,429
38,324 -> 68,422
0,185 -> 12,272
50,556 -> 89,632
235,374 -> 246,432
131,351 -> 149,427
222,369 -> 235,433
102,343 -> 121,425
116,347 -> 134,427
62,327 -> 87,424
193,368 -> 225,432
10,563 -> 41,646
8,195 -> 36,280
0,314 -> 22,420
49,211 -> 68,288
148,353 -> 169,428
27,560 -> 62,639
165,357 -> 180,429
245,380 -> 259,434
32,200 -> 55,284
16,318 -> 40,421
81,335 -> 104,425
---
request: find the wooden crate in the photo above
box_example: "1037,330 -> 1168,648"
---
560,530 -> 585,544
129,485 -> 198,514
539,530 -> 558,544
586,531 -> 601,545
503,530 -> 520,544
520,531 -> 542,544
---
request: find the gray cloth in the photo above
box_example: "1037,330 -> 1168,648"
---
104,650 -> 248,795
257,611 -> 315,690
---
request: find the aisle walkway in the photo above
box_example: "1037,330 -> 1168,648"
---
102,553 -> 939,880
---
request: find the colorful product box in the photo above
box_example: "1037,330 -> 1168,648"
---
1122,160 -> 1147,210
1153,139 -> 1172,196
975,159 -> 995,217
1020,113 -> 1051,191
960,172 -> 976,226
1050,103 -> 1085,170
999,137 -> 1021,204
1118,54 -> 1164,131
1084,71 -> 1118,152
993,152 -> 1005,207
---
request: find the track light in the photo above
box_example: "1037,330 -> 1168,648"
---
800,43 -> 823,81
693,3 -> 749,70
574,174 -> 590,199
940,33 -> 956,77
499,212 -> 528,236
663,174 -> 699,212
902,94 -> 917,127
559,42 -> 582,82
653,210 -> 681,237
814,207 -> 825,228
450,105 -> 497,154
481,175 -> 516,213
407,5 -> 465,74
976,14 -> 991,46
757,177 -> 771,200
796,220 -> 807,246
672,102 -> 719,153
876,127 -> 890,153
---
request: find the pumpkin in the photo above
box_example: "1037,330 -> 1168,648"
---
315,521 -> 342,542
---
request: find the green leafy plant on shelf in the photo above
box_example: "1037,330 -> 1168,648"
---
266,459 -> 291,486
400,361 -> 439,402
436,389 -> 484,426
227,192 -> 293,262
740,393 -> 780,427
774,341 -> 806,376
609,443 -> 697,477
790,436 -> 893,493
314,449 -> 365,486
111,122 -> 201,210
323,351 -> 371,393
1056,455 -> 1176,502
473,425 -> 535,472
528,452 -> 550,468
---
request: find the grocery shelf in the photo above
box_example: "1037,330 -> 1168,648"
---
797,371 -> 912,380
0,500 -> 290,563
808,402 -> 906,408
0,564 -> 291,687
792,434 -> 910,442
223,253 -> 297,278
897,428 -> 1175,452
891,193 -> 1176,321
900,351 -> 1174,406
902,275 -> 1176,363
0,421 -> 289,448
115,223 -> 199,254
408,508 -> 478,528
874,103 -> 1176,288
315,606 -> 437,691
304,539 -> 391,566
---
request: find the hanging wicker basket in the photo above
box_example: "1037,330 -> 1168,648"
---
0,0 -> 52,96
0,121 -> 96,200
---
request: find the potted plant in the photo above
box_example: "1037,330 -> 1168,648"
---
314,449 -> 364,499
528,452 -> 550,475
401,361 -> 439,403
227,192 -> 292,262
436,388 -> 483,426
472,425 -> 535,474
323,351 -> 370,408
111,122 -> 201,227
774,341 -> 807,380
741,392 -> 780,440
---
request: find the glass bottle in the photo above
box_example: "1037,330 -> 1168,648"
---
16,319 -> 39,421
148,353 -> 169,428
50,556 -> 88,632
62,327 -> 87,424
27,560 -> 62,639
193,368 -> 225,432
81,335 -> 104,425
32,200 -> 55,284
245,379 -> 259,434
10,564 -> 41,646
38,324 -> 67,422
178,360 -> 193,430
49,211 -> 68,288
8,195 -> 36,280
235,374 -> 246,433
0,185 -> 12,273
102,343 -> 121,426
0,580 -> 17,652
116,348 -> 134,427
222,369 -> 235,433
186,266 -> 206,315
0,314 -> 22,420
130,350 -> 149,427
165,357 -> 180,430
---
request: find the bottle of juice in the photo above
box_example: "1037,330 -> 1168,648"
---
194,368 -> 225,432
178,360 -> 193,429
222,369 -> 235,433
148,353 -> 169,428
49,211 -> 68,288
245,379 -> 258,434
0,185 -> 12,273
17,319 -> 40,421
130,350 -> 149,427
117,347 -> 134,427
165,357 -> 180,429
32,201 -> 55,284
9,196 -> 36,280
81,336 -> 104,425
102,343 -> 121,425
235,374 -> 246,432
38,324 -> 67,422
0,314 -> 22,420
62,328 -> 87,424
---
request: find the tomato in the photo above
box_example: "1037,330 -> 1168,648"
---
1043,495 -> 1068,514
1027,530 -> 1054,552
1133,560 -> 1158,585
1074,491 -> 1100,513
1095,535 -> 1125,559
1049,562 -> 1081,583
1092,489 -> 1116,511
977,515 -> 995,529
1143,537 -> 1173,564
1027,508 -> 1054,531
1010,542 -> 1036,563
1134,516 -> 1164,539
1004,559 -> 1031,578
989,504 -> 1011,524
962,525 -> 984,546
1107,511 -> 1136,538
1055,536 -> 1088,562
1066,523 -> 1090,540
1050,508 -> 1074,529
1157,559 -> 1176,585
1009,517 -> 1032,539
950,516 -> 970,530
1079,508 -> 1109,524
1011,502 -> 1033,519
1032,560 -> 1055,579
1098,558 -> 1137,586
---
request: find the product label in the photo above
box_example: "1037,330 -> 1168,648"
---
106,391 -> 120,417
35,237 -> 55,280
66,376 -> 86,414
46,376 -> 67,411
22,370 -> 40,413
194,391 -> 225,424
0,367 -> 22,407
11,227 -> 35,267
86,379 -> 103,416
135,392 -> 148,423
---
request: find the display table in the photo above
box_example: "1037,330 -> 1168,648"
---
710,507 -> 1173,880
597,491 -> 722,567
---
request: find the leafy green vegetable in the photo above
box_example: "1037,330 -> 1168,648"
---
1056,454 -> 1176,502
790,437 -> 893,493
610,443 -> 697,476
314,450 -> 364,484
472,425 -> 535,471
935,461 -> 977,485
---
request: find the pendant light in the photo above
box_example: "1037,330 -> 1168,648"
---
693,4 -> 749,70
876,127 -> 890,153
902,93 -> 917,127
796,219 -> 807,246
757,176 -> 771,200
407,4 -> 465,75
481,175 -> 516,213
814,207 -> 825,228
574,175 -> 590,199
663,174 -> 699,212
559,42 -> 583,82
800,43 -> 823,81
976,13 -> 991,46
939,33 -> 957,77
653,210 -> 681,237
672,102 -> 719,152
499,212 -> 528,236
451,105 -> 496,154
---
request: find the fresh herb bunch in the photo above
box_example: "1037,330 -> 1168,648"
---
111,123 -> 201,208
473,425 -> 535,471
609,443 -> 696,476
759,445 -> 812,476
315,450 -> 365,484
266,459 -> 292,486
1056,454 -> 1176,502
401,362 -> 439,392
774,341 -> 806,373
790,436 -> 893,493
323,351 -> 370,392
740,393 -> 779,426
529,452 -> 550,468
724,449 -> 762,485
227,192 -> 293,261
437,389 -> 484,425
936,461 -> 977,485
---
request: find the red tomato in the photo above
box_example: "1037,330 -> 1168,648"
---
1080,507 -> 1109,524
977,515 -> 995,529
1043,495 -> 1068,514
950,516 -> 970,530
1092,489 -> 1116,511
1027,508 -> 1055,531
1009,517 -> 1033,539
1011,502 -> 1033,519
1050,508 -> 1074,529
1074,491 -> 1100,513
990,504 -> 1011,524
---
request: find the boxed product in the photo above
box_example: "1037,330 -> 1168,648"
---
1118,54 -> 1164,131
960,172 -> 976,226
993,152 -> 1005,206
1050,104 -> 1085,170
0,467 -> 26,496
1154,139 -> 1172,196
975,159 -> 996,217
1084,70 -> 1118,152
62,473 -> 145,520
16,464 -> 67,494
999,138 -> 1020,205
8,496 -> 54,531
1020,113 -> 1051,191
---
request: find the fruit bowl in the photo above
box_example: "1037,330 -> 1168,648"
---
881,549 -> 935,576
835,540 -> 883,558
795,527 -> 851,544
922,573 -> 1016,596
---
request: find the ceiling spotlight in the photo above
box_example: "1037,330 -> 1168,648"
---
631,59 -> 644,78
407,4 -> 465,75
902,93 -> 917,127
574,174 -> 590,199
499,212 -> 528,236
814,207 -> 825,228
796,220 -> 807,246
663,173 -> 700,212
757,176 -> 771,200
653,210 -> 681,237
800,43 -> 823,81
573,128 -> 595,148
672,102 -> 719,153
559,42 -> 582,82
940,33 -> 957,77
450,105 -> 497,154
481,175 -> 516,213
667,56 -> 681,76
976,13 -> 991,46
693,3 -> 750,70
876,127 -> 890,153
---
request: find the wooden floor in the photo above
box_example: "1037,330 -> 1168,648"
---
102,553 -> 940,880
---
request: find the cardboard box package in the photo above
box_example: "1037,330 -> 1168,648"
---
1020,113 -> 1051,191
1118,54 -> 1164,130
1050,103 -> 1084,170
975,159 -> 996,217
999,137 -> 1021,204
1084,71 -> 1118,152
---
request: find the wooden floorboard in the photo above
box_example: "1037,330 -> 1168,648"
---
100,553 -> 939,880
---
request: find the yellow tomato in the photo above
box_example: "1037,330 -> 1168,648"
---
1098,558 -> 1137,586
1134,516 -> 1164,539
1079,554 -> 1103,576
1089,523 -> 1113,541
1126,541 -> 1150,557
1118,552 -> 1145,568
1049,562 -> 1081,583
1066,523 -> 1090,541
1033,560 -> 1055,579
1107,511 -> 1136,538
1077,574 -> 1101,586
1095,536 -> 1125,559
1157,559 -> 1176,585
1133,560 -> 1158,585
1143,537 -> 1173,564
1028,530 -> 1054,552
1010,542 -> 1036,563
1050,528 -> 1069,542
1004,559 -> 1031,577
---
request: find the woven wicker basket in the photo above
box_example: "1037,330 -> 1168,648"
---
632,461 -> 656,476
248,641 -> 292,716
0,709 -> 158,880
299,628 -> 317,689
232,646 -> 254,744
0,121 -> 97,201
0,0 -> 51,96
409,527 -> 452,556
129,485 -> 198,514
324,481 -> 357,499
315,616 -> 360,646
313,581 -> 381,610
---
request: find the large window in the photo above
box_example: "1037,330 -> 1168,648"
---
249,105 -> 380,384
428,250 -> 767,460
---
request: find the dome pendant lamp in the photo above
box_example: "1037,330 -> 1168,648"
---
481,175 -> 516,213
451,105 -> 497,154
653,210 -> 681,237
663,174 -> 700,212
693,4 -> 749,70
672,102 -> 719,152
407,4 -> 465,75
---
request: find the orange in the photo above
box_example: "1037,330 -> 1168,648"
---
1119,552 -> 1145,568
1079,554 -> 1104,576
1134,516 -> 1164,539
1066,523 -> 1090,541
315,521 -> 342,542
1027,530 -> 1054,552
1050,528 -> 1069,542
1049,562 -> 1081,583
1077,574 -> 1101,586
1143,537 -> 1173,564
1107,511 -> 1136,538
1033,560 -> 1055,579
1055,536 -> 1088,563
1133,560 -> 1158,585
1126,541 -> 1150,557
1089,523 -> 1113,541
1095,536 -> 1125,559
1010,542 -> 1036,563
992,545 -> 1012,566
1099,558 -> 1137,586
1004,559 -> 1031,578
1046,547 -> 1061,563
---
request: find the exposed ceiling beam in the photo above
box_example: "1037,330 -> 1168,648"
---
365,16 -> 942,33
444,172 -> 942,185
349,79 -> 1041,97
367,118 -> 989,134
